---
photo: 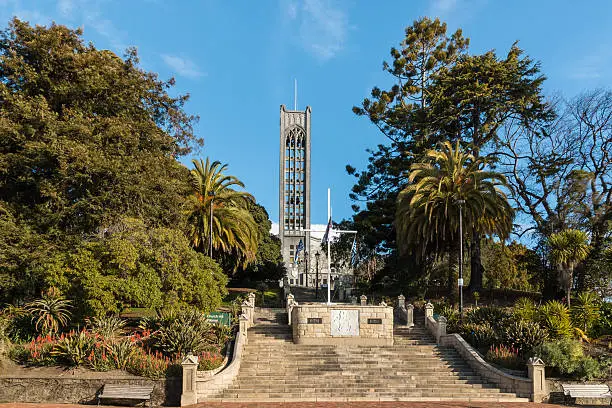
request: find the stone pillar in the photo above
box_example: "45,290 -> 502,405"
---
241,300 -> 252,328
527,357 -> 547,402
424,302 -> 434,325
406,304 -> 414,327
437,316 -> 447,344
239,314 -> 249,343
247,292 -> 256,308
360,295 -> 367,306
397,294 -> 405,309
286,294 -> 295,325
180,353 -> 198,406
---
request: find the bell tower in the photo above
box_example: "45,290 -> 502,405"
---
279,105 -> 311,286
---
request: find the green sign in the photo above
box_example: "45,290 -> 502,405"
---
205,311 -> 231,327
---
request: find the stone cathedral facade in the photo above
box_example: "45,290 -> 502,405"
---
279,104 -> 311,286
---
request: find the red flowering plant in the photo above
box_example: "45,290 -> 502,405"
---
197,349 -> 224,371
485,344 -> 525,370
125,347 -> 180,379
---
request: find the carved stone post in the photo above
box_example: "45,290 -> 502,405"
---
397,294 -> 405,309
424,302 -> 434,326
360,295 -> 367,306
247,292 -> 256,308
286,294 -> 295,325
181,353 -> 198,406
406,304 -> 414,328
437,316 -> 447,344
527,357 -> 547,402
239,314 -> 249,344
380,301 -> 387,307
241,300 -> 252,328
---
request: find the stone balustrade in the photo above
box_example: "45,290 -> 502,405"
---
423,300 -> 548,403
181,296 -> 256,406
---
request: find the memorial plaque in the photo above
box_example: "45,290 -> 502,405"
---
307,317 -> 322,324
330,309 -> 359,336
367,318 -> 382,324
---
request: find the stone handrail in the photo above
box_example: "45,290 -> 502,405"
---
440,334 -> 547,402
423,302 -> 446,343
181,294 -> 256,406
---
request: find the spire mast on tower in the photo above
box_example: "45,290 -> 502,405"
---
294,79 -> 297,110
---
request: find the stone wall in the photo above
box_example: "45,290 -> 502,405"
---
291,304 -> 393,346
0,374 -> 180,406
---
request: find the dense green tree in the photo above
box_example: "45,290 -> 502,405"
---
396,141 -> 513,297
42,218 -> 227,318
186,158 -> 258,271
0,19 -> 198,235
0,19 -> 229,313
548,229 -> 591,307
348,17 -> 469,256
481,241 -> 542,291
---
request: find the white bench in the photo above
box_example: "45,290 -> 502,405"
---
97,384 -> 154,406
562,383 -> 611,405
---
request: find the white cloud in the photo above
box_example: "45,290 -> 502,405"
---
281,0 -> 349,61
161,54 -> 205,79
429,0 -> 458,16
57,0 -> 74,18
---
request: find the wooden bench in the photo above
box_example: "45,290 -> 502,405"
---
562,383 -> 611,405
97,384 -> 154,407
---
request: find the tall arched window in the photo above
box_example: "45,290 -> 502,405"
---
284,126 -> 306,230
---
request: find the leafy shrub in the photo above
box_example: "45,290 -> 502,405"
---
86,316 -> 126,339
486,345 -> 524,370
513,297 -> 537,321
465,306 -> 511,330
592,302 -> 612,337
106,338 -> 136,370
141,308 -> 216,356
458,323 -> 499,350
533,339 -> 603,379
434,304 -> 459,331
52,329 -> 96,366
1,305 -> 35,342
538,301 -> 573,339
502,319 -> 548,356
571,292 -> 600,335
197,350 -> 225,371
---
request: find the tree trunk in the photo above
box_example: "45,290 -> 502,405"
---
447,242 -> 459,305
566,269 -> 573,308
468,229 -> 483,292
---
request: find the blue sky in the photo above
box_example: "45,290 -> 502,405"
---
1,0 -> 611,227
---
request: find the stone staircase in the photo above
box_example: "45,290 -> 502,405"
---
202,308 -> 529,402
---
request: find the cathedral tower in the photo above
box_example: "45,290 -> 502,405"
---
279,105 -> 311,285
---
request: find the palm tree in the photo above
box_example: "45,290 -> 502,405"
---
548,229 -> 590,308
186,158 -> 258,270
396,140 -> 513,295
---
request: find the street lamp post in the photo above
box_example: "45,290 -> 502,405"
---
315,251 -> 320,299
457,199 -> 465,321
208,191 -> 215,257
304,251 -> 309,287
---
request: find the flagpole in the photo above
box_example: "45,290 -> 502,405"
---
327,188 -> 332,305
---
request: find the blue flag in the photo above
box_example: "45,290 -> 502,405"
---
294,239 -> 304,263
322,217 -> 332,244
350,235 -> 358,266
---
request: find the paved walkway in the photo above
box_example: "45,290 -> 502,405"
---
0,402 -> 566,408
